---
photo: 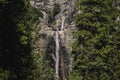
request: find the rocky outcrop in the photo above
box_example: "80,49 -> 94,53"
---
31,0 -> 76,52
30,0 -> 76,26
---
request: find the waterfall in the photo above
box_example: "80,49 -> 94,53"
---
31,0 -> 76,79
55,16 -> 66,78
55,31 -> 59,78
61,16 -> 66,31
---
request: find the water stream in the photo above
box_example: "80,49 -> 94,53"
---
55,31 -> 59,78
61,16 -> 66,31
55,16 -> 65,78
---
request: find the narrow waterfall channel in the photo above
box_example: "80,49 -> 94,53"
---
61,16 -> 66,31
55,31 -> 59,78
55,16 -> 66,78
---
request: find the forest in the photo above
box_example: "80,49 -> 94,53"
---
0,0 -> 120,80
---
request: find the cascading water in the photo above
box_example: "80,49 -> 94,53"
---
55,31 -> 59,78
61,16 -> 66,31
55,16 -> 66,78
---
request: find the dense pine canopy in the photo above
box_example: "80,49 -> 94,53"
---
0,0 -> 43,79
70,0 -> 120,80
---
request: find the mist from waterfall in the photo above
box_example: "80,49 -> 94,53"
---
55,31 -> 59,78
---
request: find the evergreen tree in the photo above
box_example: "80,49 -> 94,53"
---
69,0 -> 120,80
29,18 -> 54,80
0,0 -> 42,79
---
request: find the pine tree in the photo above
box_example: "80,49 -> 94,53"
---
69,0 -> 120,80
0,0 -> 42,79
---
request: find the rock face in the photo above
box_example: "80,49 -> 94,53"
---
30,0 -> 77,79
31,0 -> 76,52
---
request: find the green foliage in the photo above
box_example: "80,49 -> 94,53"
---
48,3 -> 60,25
53,3 -> 61,16
29,53 -> 54,80
70,0 -> 120,80
0,0 -> 43,80
0,69 -> 10,80
69,70 -> 82,80
27,20 -> 54,80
